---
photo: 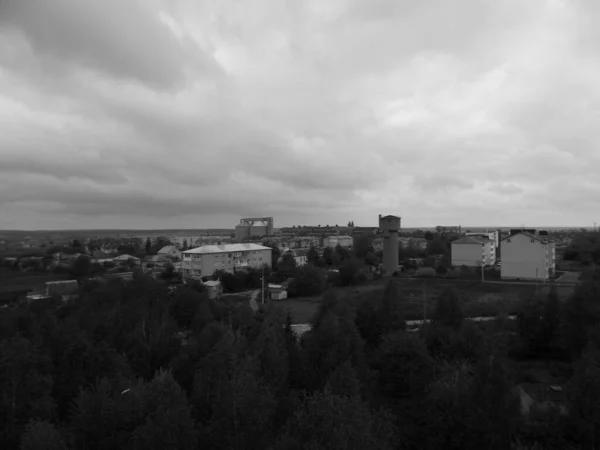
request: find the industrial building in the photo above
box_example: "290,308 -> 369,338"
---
500,230 -> 556,281
379,214 -> 401,276
182,243 -> 272,279
235,217 -> 274,240
451,236 -> 495,267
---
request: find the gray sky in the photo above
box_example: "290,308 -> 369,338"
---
1,0 -> 599,230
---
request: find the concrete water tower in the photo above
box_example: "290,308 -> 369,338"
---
379,214 -> 401,276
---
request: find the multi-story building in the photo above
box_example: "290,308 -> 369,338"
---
182,243 -> 272,279
323,235 -> 353,248
451,236 -> 495,267
500,230 -> 556,280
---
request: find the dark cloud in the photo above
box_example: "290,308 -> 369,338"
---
1,0 -> 599,229
0,0 -> 220,90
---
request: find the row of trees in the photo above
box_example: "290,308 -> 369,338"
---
563,231 -> 600,265
2,268 -> 600,448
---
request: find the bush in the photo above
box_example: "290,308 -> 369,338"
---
339,258 -> 363,286
290,265 -> 327,297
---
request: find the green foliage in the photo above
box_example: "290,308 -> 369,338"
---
561,279 -> 600,358
288,264 -> 327,298
565,342 -> 600,447
70,255 -> 92,278
338,257 -> 363,286
20,420 -> 67,450
306,247 -> 320,265
375,331 -> 435,398
270,392 -> 397,450
278,252 -> 297,279
3,264 -> 600,449
433,287 -> 463,330
169,288 -> 206,329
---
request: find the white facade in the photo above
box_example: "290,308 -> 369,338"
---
182,243 -> 272,278
500,232 -> 556,280
323,235 -> 353,248
451,236 -> 495,267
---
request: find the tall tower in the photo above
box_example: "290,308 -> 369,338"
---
379,214 -> 401,276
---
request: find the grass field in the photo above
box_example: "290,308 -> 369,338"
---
275,278 -> 577,324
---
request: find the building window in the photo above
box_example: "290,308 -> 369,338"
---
530,239 -> 535,243
507,239 -> 511,243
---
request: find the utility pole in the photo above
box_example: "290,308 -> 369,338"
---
261,265 -> 265,305
481,259 -> 485,283
423,279 -> 427,322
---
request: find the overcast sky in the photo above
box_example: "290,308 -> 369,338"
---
1,0 -> 599,230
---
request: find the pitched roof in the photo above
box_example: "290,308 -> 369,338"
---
93,250 -> 113,259
157,245 -> 180,254
451,236 -> 490,245
501,231 -> 548,243
183,243 -> 271,254
114,254 -> 140,261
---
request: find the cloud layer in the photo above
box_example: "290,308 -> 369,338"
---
1,0 -> 599,229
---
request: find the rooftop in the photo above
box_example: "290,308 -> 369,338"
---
183,243 -> 271,254
452,236 -> 491,245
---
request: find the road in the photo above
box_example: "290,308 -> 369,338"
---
397,277 -> 580,287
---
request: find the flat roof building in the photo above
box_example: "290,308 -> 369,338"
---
182,243 -> 272,279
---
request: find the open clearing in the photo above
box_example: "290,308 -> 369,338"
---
275,278 -> 577,324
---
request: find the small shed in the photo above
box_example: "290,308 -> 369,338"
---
269,284 -> 287,300
204,280 -> 222,299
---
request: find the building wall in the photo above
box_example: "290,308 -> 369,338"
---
451,243 -> 484,267
183,248 -> 272,278
501,233 -> 555,280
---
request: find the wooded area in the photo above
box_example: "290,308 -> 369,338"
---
2,269 -> 600,449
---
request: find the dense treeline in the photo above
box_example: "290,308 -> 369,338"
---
2,272 -> 600,449
563,231 -> 600,265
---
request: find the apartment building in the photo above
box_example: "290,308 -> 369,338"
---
451,236 -> 495,267
500,231 -> 556,280
182,243 -> 272,279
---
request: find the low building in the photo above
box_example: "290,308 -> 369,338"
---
114,254 -> 141,267
280,248 -> 310,266
204,280 -> 222,299
451,236 -> 495,267
182,243 -> 272,279
269,284 -> 287,300
500,230 -> 556,280
157,245 -> 182,260
104,272 -> 135,282
323,235 -> 353,249
45,280 -> 79,303
92,250 -> 114,263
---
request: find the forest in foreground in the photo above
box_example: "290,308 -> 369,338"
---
2,270 -> 600,450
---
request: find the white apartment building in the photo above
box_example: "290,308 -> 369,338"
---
323,235 -> 353,248
182,243 -> 272,278
500,231 -> 556,280
451,236 -> 495,267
